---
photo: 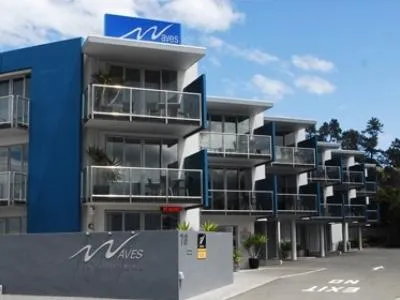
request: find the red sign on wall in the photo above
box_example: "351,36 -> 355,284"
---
160,206 -> 183,214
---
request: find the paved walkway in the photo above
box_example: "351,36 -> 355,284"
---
187,264 -> 324,300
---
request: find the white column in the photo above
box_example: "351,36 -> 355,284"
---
276,220 -> 281,259
342,221 -> 348,252
291,219 -> 297,261
358,226 -> 363,251
320,224 -> 326,257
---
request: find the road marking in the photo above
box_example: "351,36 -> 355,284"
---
373,265 -> 384,271
279,268 -> 326,279
302,279 -> 361,294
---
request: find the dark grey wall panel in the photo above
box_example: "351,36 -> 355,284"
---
0,231 -> 179,300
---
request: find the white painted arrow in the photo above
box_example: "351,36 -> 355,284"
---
372,265 -> 384,271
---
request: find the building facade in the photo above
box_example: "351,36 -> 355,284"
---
0,15 -> 378,265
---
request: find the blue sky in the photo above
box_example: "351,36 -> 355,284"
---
192,0 -> 400,149
1,0 -> 398,148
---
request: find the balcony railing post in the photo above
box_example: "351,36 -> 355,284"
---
91,85 -> 95,118
247,135 -> 250,157
292,147 -> 295,165
9,96 -> 14,128
89,167 -> 93,203
129,88 -> 133,122
166,169 -> 169,204
129,168 -> 132,203
165,91 -> 168,123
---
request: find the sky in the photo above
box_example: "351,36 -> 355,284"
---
1,0 -> 399,149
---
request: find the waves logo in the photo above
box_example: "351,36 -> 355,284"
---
69,233 -> 144,263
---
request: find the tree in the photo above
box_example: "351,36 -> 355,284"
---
360,117 -> 384,162
341,129 -> 360,150
306,124 -> 317,139
328,118 -> 342,142
318,122 -> 330,142
386,138 -> 400,168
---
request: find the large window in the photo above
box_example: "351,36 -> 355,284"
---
108,65 -> 178,91
207,115 -> 250,134
0,74 -> 31,98
209,167 -> 252,190
106,137 -> 177,168
105,211 -> 179,231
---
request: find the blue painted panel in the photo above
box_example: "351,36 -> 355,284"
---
104,14 -> 181,44
183,150 -> 208,207
0,39 -> 83,233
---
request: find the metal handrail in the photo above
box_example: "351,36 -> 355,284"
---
0,95 -> 30,127
0,171 -> 28,204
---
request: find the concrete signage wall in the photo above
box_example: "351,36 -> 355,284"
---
178,231 -> 233,299
0,231 -> 233,300
0,231 -> 179,300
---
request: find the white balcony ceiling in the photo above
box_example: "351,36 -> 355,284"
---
265,116 -> 316,133
207,97 -> 273,115
83,36 -> 206,70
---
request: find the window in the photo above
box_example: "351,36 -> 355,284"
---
0,74 -> 31,97
105,211 -> 179,231
0,145 -> 28,172
209,167 -> 252,190
106,137 -> 177,168
208,115 -> 251,134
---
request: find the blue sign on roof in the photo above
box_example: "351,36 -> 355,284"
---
104,14 -> 181,45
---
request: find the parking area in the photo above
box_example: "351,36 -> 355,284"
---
231,248 -> 400,300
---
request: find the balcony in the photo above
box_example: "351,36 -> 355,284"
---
335,170 -> 364,190
83,84 -> 202,137
357,181 -> 377,195
366,204 -> 379,222
343,204 -> 366,219
320,204 -> 343,219
277,193 -> 317,215
83,166 -> 203,207
270,146 -> 315,174
204,189 -> 274,215
308,166 -> 341,186
0,95 -> 29,138
200,132 -> 272,166
0,171 -> 28,205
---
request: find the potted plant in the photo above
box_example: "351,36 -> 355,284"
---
233,249 -> 242,272
201,221 -> 218,232
280,241 -> 292,260
243,234 -> 267,269
297,244 -> 305,257
86,146 -> 120,195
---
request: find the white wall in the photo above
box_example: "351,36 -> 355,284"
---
297,173 -> 308,188
180,63 -> 199,88
322,149 -> 332,162
180,208 -> 200,231
177,132 -> 201,170
330,223 -> 342,251
294,128 -> 306,143
251,112 -> 265,132
0,134 -> 28,147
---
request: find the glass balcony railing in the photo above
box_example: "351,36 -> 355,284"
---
83,166 -> 202,204
0,171 -> 28,204
343,204 -> 366,218
207,189 -> 273,211
86,84 -> 201,122
200,132 -> 272,157
320,204 -> 343,218
309,166 -> 341,182
277,194 -> 317,212
367,204 -> 379,221
365,181 -> 377,192
0,95 -> 29,127
274,146 -> 315,166
342,171 -> 364,184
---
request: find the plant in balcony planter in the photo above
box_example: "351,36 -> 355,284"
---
201,221 -> 218,232
86,146 -> 120,195
243,234 -> 267,269
233,249 -> 242,272
91,71 -> 124,110
176,221 -> 192,231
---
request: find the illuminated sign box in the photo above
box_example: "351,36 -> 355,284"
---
104,14 -> 181,44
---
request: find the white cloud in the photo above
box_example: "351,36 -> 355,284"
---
250,74 -> 293,100
294,75 -> 336,95
0,0 -> 244,47
379,133 -> 395,150
209,56 -> 221,67
203,36 -> 279,65
291,55 -> 335,72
